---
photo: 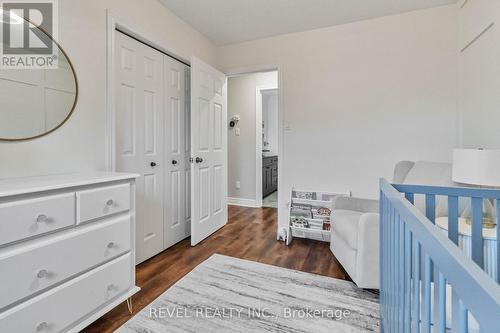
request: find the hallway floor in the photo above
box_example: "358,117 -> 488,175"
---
83,205 -> 348,333
262,191 -> 278,208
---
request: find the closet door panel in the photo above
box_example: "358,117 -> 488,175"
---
115,31 -> 164,264
164,57 -> 189,249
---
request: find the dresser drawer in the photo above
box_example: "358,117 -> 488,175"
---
77,183 -> 130,223
0,253 -> 131,333
0,215 -> 130,309
0,193 -> 75,246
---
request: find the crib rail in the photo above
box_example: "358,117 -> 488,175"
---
380,179 -> 500,333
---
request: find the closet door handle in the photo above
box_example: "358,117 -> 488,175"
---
37,269 -> 49,279
36,214 -> 48,223
172,160 -> 178,165
195,157 -> 203,163
36,322 -> 49,331
150,162 -> 157,167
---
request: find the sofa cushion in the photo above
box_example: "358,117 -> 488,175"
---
330,230 -> 357,281
331,209 -> 362,249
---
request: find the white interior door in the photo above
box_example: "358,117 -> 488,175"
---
115,31 -> 164,263
163,56 -> 191,249
190,57 -> 227,246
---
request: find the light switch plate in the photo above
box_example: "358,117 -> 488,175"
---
236,181 -> 241,189
235,128 -> 241,136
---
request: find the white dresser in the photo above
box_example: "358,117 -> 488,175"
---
0,172 -> 140,332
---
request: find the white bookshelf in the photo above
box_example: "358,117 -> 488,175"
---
286,188 -> 350,245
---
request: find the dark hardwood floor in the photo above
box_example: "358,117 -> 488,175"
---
83,205 -> 348,332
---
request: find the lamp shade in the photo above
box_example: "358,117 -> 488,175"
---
452,149 -> 500,186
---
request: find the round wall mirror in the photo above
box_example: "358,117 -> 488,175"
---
0,17 -> 78,141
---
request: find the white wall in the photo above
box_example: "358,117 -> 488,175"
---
228,72 -> 278,201
0,0 -> 217,179
458,0 -> 500,149
218,5 -> 459,228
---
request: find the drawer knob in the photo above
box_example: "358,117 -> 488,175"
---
36,322 -> 48,331
107,284 -> 116,292
106,199 -> 114,206
36,214 -> 48,223
107,242 -> 115,249
37,269 -> 48,279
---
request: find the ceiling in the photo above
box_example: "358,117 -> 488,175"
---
159,0 -> 456,46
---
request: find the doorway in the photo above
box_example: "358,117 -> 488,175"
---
227,70 -> 279,210
259,88 -> 279,208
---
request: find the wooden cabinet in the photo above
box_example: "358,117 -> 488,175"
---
263,156 -> 278,197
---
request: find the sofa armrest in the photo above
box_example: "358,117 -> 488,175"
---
334,197 -> 379,213
355,212 -> 380,289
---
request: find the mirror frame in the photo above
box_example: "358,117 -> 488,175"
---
0,21 -> 79,142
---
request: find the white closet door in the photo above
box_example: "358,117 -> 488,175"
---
163,56 -> 190,249
114,31 -> 164,264
190,57 -> 227,246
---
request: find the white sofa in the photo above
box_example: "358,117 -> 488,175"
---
330,161 -> 454,289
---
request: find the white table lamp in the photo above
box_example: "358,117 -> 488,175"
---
453,148 -> 500,186
452,148 -> 500,228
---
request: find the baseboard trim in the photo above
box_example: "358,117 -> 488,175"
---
227,197 -> 260,208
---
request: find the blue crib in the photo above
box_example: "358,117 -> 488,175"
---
379,179 -> 500,333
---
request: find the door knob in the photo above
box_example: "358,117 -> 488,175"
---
150,162 -> 157,167
172,160 -> 178,165
36,322 -> 49,332
36,214 -> 48,223
195,157 -> 203,163
37,269 -> 49,279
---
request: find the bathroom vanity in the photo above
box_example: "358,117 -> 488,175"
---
263,155 -> 278,197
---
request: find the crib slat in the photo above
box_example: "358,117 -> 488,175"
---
435,271 -> 446,333
425,193 -> 436,315
459,300 -> 468,333
386,197 -> 390,330
433,267 -> 440,331
422,254 -> 432,333
394,213 -> 399,333
380,194 -> 385,330
451,290 -> 468,333
448,196 -> 459,245
425,194 -> 436,224
406,192 -> 414,204
404,226 -> 412,333
392,208 -> 397,332
398,215 -> 404,332
471,197 -> 484,268
388,207 -> 395,332
412,241 -> 421,333
496,199 -> 500,284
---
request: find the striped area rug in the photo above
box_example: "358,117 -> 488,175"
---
118,254 -> 379,333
